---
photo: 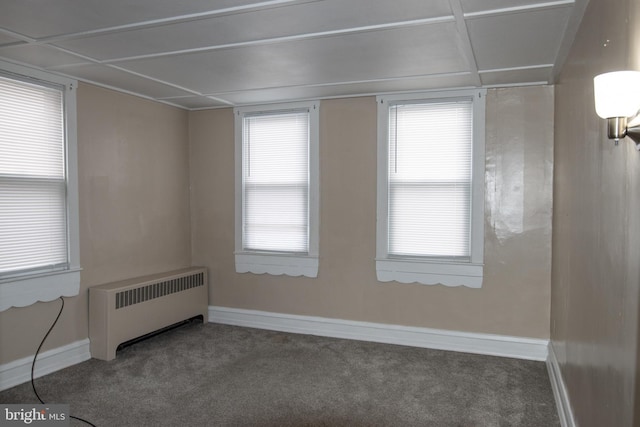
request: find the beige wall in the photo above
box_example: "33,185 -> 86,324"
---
551,0 -> 640,425
0,82 -> 555,368
190,86 -> 554,338
0,83 -> 191,364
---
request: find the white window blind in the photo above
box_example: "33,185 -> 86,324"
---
242,110 -> 309,253
387,100 -> 473,259
0,74 -> 68,278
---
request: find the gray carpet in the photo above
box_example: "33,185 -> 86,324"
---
0,322 -> 559,426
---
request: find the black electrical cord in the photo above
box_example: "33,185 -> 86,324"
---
31,296 -> 97,427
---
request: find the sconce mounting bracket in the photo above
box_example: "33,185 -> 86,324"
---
607,117 -> 640,150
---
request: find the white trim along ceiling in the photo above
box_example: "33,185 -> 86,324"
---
0,0 -> 588,110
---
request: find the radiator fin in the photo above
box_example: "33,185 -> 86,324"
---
115,272 -> 205,309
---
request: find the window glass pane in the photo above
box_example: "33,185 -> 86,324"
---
0,179 -> 67,273
243,111 -> 309,252
388,101 -> 472,258
0,76 -> 65,178
0,75 -> 68,277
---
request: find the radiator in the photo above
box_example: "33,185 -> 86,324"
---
89,267 -> 208,361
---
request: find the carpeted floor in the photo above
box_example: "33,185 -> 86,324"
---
0,322 -> 559,426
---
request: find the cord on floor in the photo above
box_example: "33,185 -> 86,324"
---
31,296 -> 97,427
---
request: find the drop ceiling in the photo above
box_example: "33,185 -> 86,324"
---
0,0 -> 587,110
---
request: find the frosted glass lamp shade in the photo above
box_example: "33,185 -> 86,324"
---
594,71 -> 640,119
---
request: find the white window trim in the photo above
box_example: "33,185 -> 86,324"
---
234,100 -> 320,278
0,60 -> 81,311
376,89 -> 486,288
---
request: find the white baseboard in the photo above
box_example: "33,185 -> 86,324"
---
0,338 -> 91,392
209,306 -> 549,361
546,343 -> 576,427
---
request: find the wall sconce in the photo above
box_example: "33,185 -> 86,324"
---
594,71 -> 640,150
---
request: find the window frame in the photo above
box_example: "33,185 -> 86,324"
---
234,100 -> 320,278
376,89 -> 486,288
0,60 -> 81,311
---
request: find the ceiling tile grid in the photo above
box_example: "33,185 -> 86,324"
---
0,0 -> 585,109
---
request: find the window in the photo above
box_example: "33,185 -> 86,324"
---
376,89 -> 485,288
234,101 -> 319,278
0,61 -> 80,311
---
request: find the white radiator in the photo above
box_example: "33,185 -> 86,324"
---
89,267 -> 208,361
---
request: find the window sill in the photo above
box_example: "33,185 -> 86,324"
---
235,253 -> 318,278
0,268 -> 81,312
376,258 -> 483,288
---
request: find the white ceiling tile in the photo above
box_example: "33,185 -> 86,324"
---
217,74 -> 476,105
0,44 -> 89,68
53,0 -> 453,60
0,33 -> 22,46
467,7 -> 572,70
0,1 -> 585,106
479,66 -> 552,85
460,0 -> 566,14
116,23 -> 468,94
57,64 -> 194,98
0,0 -> 265,39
